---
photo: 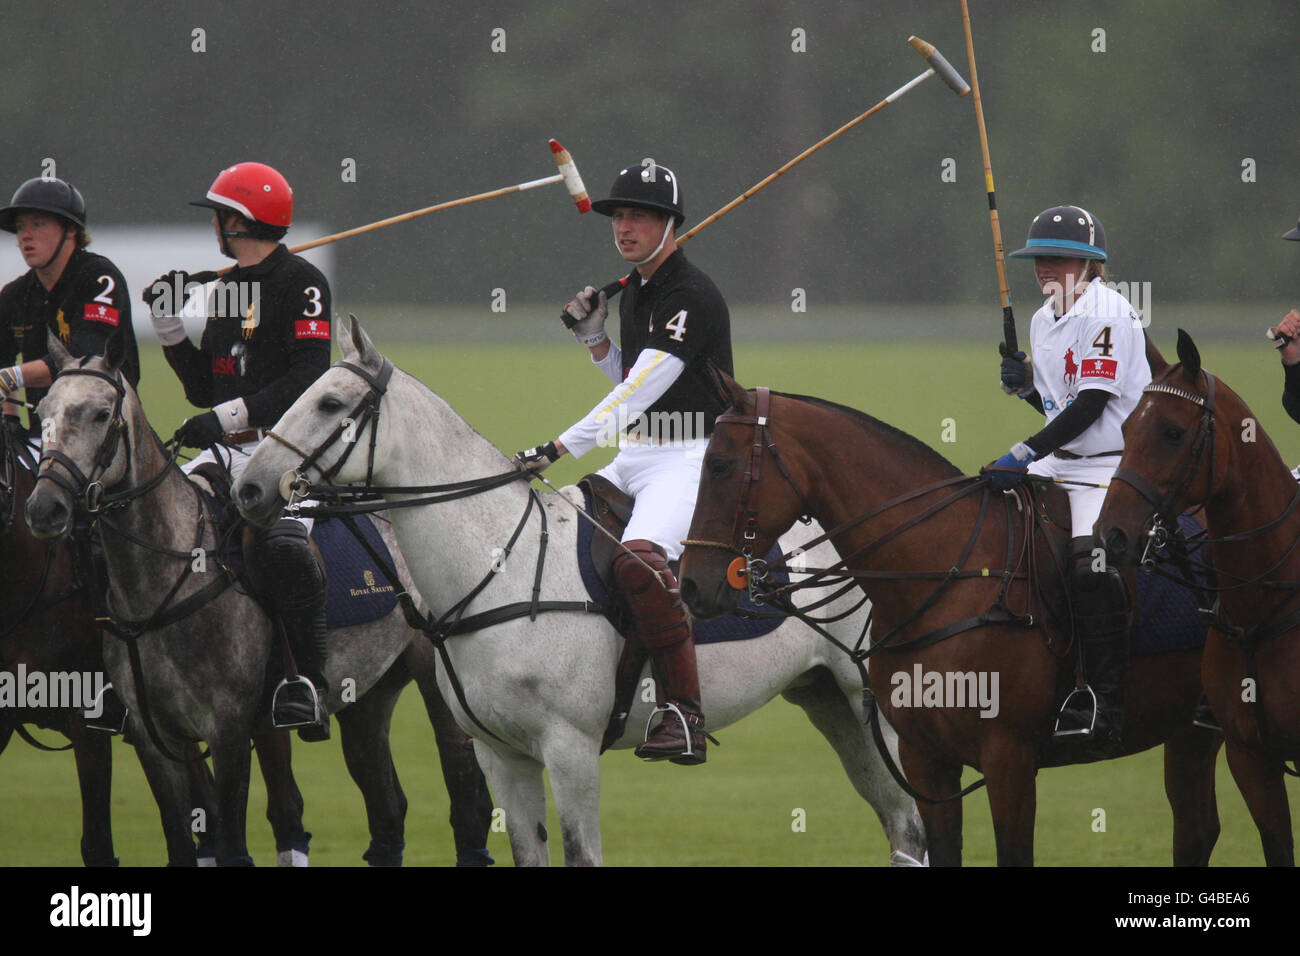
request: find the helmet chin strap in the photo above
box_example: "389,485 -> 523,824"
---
615,218 -> 675,267
37,224 -> 72,271
217,210 -> 256,260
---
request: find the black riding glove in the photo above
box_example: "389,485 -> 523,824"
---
173,410 -> 224,449
999,342 -> 1035,397
142,270 -> 219,315
514,441 -> 560,473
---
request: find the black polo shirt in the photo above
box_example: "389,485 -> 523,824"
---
163,244 -> 331,427
0,248 -> 140,415
618,249 -> 733,435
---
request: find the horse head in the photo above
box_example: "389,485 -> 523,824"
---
26,333 -> 135,539
235,315 -> 392,528
1097,329 -> 1235,567
679,370 -> 815,620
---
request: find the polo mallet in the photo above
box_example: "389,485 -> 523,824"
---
565,36 -> 970,323
194,140 -> 591,280
959,0 -> 1017,359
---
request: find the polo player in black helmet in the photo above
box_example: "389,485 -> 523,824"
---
516,162 -> 734,764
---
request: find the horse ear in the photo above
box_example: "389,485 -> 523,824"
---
345,314 -> 382,370
1143,330 -> 1168,375
711,366 -> 750,412
45,331 -> 73,372
1175,328 -> 1201,381
102,330 -> 125,372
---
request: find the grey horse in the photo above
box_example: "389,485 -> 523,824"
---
24,336 -> 492,865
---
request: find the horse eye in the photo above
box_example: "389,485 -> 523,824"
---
94,408 -> 111,424
707,457 -> 736,479
1162,425 -> 1184,443
318,396 -> 344,413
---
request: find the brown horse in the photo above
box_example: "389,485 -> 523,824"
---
679,373 -> 1221,866
1097,329 -> 1300,866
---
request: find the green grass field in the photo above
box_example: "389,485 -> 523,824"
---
2,323 -> 1298,866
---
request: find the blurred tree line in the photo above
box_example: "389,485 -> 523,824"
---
2,0 -> 1297,309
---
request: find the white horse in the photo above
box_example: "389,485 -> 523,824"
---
233,317 -> 926,866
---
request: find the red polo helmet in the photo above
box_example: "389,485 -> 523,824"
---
191,162 -> 293,230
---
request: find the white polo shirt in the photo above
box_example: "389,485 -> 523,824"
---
1029,277 -> 1151,457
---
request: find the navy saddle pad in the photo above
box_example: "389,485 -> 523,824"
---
1131,513 -> 1209,658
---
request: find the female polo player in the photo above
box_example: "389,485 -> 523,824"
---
985,205 -> 1151,752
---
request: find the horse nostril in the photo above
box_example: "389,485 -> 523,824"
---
680,577 -> 698,610
238,481 -> 261,505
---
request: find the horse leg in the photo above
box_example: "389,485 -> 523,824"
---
1162,726 -> 1222,866
403,641 -> 494,865
1224,740 -> 1295,866
979,736 -> 1038,867
473,740 -> 548,866
539,730 -> 602,867
781,668 -> 927,865
335,668 -> 408,867
183,745 -> 219,865
128,725 -> 200,865
209,730 -> 254,866
65,718 -> 118,867
898,737 -> 963,866
253,730 -> 309,866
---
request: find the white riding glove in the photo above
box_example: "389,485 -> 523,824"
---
563,286 -> 608,347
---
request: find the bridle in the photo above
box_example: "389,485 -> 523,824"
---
681,387 -> 815,602
264,358 -> 394,503
33,366 -> 133,515
1110,369 -> 1219,563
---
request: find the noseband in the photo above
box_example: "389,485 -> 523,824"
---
265,358 -> 394,502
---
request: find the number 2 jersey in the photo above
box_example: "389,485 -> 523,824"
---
162,244 -> 330,427
0,248 -> 140,412
559,249 -> 733,457
1028,276 -> 1151,457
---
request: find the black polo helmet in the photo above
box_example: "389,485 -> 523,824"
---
591,162 -> 684,227
1009,204 -> 1107,261
0,177 -> 87,233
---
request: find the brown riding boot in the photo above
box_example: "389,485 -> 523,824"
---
613,540 -> 708,765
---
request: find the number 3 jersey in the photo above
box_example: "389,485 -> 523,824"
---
162,244 -> 331,427
0,248 -> 141,409
1028,276 -> 1151,457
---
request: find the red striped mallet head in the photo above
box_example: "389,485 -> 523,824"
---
549,139 -> 591,213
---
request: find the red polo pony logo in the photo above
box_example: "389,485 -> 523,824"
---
1063,347 -> 1078,386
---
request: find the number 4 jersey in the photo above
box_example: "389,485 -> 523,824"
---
1028,276 -> 1151,457
0,248 -> 141,409
162,244 -> 331,427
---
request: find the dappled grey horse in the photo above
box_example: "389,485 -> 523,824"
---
233,316 -> 927,866
24,337 -> 492,866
